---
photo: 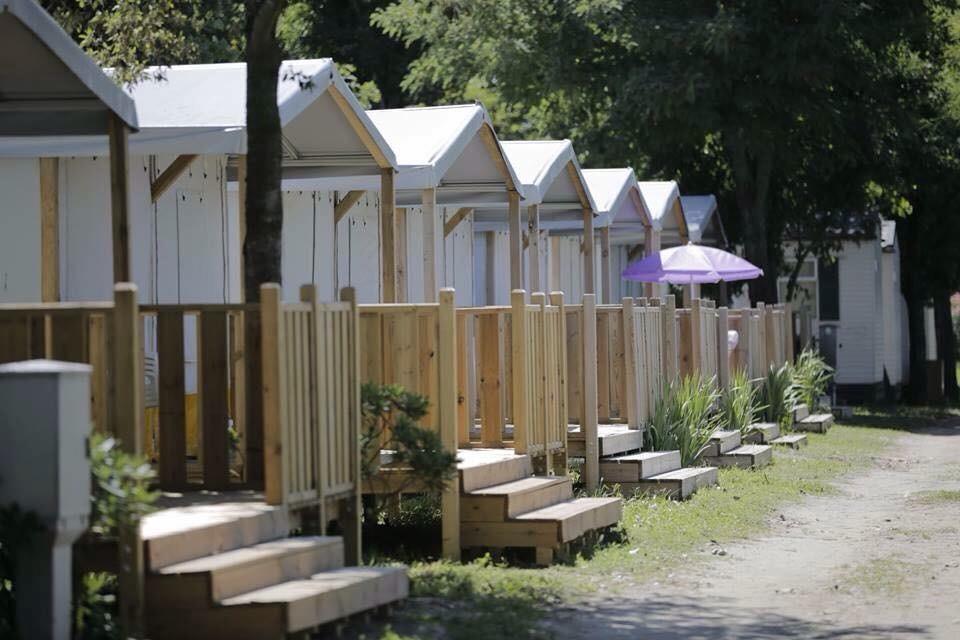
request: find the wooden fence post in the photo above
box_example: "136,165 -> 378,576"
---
531,292 -> 549,473
550,291 -> 568,474
662,294 -> 678,383
581,294 -> 599,491
260,284 -> 285,506
438,288 -> 461,561
339,287 -> 363,565
785,303 -> 795,363
718,307 -> 730,390
763,303 -> 777,368
112,283 -> 142,454
511,290 -> 529,454
300,285 -> 327,528
690,298 -> 703,376
621,297 -> 639,430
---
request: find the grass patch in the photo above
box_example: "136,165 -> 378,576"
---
371,420 -> 899,639
838,557 -> 926,596
910,489 -> 960,504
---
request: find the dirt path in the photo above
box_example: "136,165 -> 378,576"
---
542,422 -> 960,639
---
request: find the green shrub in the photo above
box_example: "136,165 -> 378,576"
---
645,375 -> 720,466
88,434 -> 157,537
718,369 -> 766,436
762,363 -> 799,426
791,348 -> 834,409
361,383 -> 458,497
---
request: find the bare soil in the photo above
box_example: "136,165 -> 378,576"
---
541,421 -> 960,639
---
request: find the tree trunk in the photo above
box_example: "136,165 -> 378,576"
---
728,133 -> 777,303
934,288 -> 958,403
243,0 -> 286,302
898,218 -> 928,404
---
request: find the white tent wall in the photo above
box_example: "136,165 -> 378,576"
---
279,190 -> 336,302
472,231 -> 511,306
608,243 -> 646,301
0,158 -> 41,302
334,192 -> 381,303
442,207 -> 474,307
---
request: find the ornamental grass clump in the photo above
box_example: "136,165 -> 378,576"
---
791,348 -> 834,410
718,369 -> 765,437
645,374 -> 721,466
762,363 -> 799,427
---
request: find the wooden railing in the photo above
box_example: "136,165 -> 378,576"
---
454,291 -> 568,467
624,298 -> 667,426
0,284 -> 141,452
356,289 -> 459,560
260,284 -> 361,518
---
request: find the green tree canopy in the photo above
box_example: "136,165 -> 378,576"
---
374,0 -> 956,302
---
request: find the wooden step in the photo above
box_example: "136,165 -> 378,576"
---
770,433 -> 808,449
461,476 -> 573,522
458,449 -> 533,492
793,404 -> 810,422
148,567 -> 408,640
461,497 -> 623,549
703,430 -> 741,457
141,502 -> 290,570
600,450 -> 681,483
148,536 -> 344,606
567,424 -> 643,458
743,422 -> 780,444
620,466 -> 718,500
701,444 -> 773,469
796,413 -> 834,433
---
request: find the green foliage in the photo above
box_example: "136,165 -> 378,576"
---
645,375 -> 720,466
374,0 -> 958,300
42,0 -> 244,83
718,369 -> 765,437
74,572 -> 120,640
762,363 -> 799,427
0,503 -> 43,639
791,349 -> 834,410
361,383 -> 458,497
88,434 -> 157,538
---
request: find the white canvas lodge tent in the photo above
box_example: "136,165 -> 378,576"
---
0,0 -> 138,303
472,139 -> 597,305
580,168 -> 652,303
681,194 -> 727,246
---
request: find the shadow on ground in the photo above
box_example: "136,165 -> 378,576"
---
539,594 -> 930,640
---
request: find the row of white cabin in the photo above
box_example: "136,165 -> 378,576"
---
0,44 -> 905,400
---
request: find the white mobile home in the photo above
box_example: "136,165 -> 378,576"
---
776,220 -> 907,399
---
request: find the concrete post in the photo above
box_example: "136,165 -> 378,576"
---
0,360 -> 92,640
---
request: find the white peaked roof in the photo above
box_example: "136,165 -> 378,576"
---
881,219 -> 897,252
0,58 -> 397,173
681,194 -> 726,245
364,104 -> 521,203
638,181 -> 684,231
0,0 -> 138,135
582,168 -> 651,230
473,139 -> 596,232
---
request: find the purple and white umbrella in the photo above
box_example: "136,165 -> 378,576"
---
622,243 -> 763,284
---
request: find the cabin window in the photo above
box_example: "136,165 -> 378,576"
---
777,256 -> 818,318
818,258 -> 840,321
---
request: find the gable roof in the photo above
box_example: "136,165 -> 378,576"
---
681,194 -> 727,246
365,103 -> 520,200
0,0 -> 137,135
0,58 -> 396,170
582,168 -> 651,229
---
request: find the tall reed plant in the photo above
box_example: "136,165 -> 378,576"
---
718,369 -> 765,436
645,375 -> 721,466
791,348 -> 834,409
762,363 -> 798,426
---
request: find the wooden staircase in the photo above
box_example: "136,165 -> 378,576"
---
793,404 -> 834,433
567,424 -> 645,458
701,430 -> 773,469
459,451 -> 622,565
600,450 -> 718,500
745,422 -> 808,449
142,500 -> 408,640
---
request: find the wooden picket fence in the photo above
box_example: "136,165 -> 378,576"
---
726,302 -> 793,379
0,284 -> 141,453
453,291 -> 568,465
